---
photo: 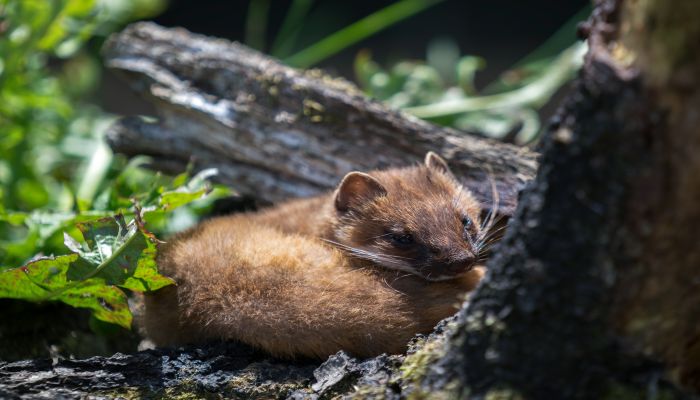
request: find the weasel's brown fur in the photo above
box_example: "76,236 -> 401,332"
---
142,153 -> 488,358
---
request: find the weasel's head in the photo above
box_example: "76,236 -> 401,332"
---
330,152 -> 486,281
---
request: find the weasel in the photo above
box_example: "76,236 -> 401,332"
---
141,152 -> 494,359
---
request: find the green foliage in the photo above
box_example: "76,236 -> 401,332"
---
282,0 -> 446,68
0,0 -> 589,335
0,166 -> 224,327
246,1 -> 589,143
0,0 -> 167,213
353,6 -> 590,144
0,0 -> 227,330
0,214 -> 164,328
245,0 -> 446,67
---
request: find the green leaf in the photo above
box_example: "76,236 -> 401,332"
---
0,256 -> 67,299
0,254 -> 131,328
61,282 -> 131,328
0,211 -> 29,226
158,168 -> 217,211
269,0 -> 315,58
70,214 -> 174,292
159,189 -> 209,211
404,42 -> 586,118
0,213 -> 174,328
456,56 -> 485,95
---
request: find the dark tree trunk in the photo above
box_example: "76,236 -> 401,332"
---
2,0 -> 699,399
410,0 -> 700,398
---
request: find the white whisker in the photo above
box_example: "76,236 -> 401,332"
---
367,232 -> 395,240
321,239 -> 417,273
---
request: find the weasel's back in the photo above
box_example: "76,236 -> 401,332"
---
143,215 -> 484,358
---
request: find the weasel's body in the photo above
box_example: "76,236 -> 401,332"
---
142,153 -> 489,358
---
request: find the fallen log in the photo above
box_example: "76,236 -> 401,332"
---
0,322 -> 448,399
103,22 -> 537,215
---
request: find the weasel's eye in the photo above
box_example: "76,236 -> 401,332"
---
462,217 -> 473,230
390,233 -> 414,246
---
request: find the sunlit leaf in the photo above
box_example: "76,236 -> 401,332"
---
0,212 -> 29,226
69,214 -> 174,292
0,254 -> 131,328
159,168 -> 217,211
61,281 -> 132,328
0,213 -> 174,327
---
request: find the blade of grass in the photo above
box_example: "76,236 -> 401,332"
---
511,5 -> 591,68
244,0 -> 271,51
404,42 -> 586,118
269,0 -> 315,59
482,5 -> 591,93
76,139 -> 112,210
284,0 -> 445,68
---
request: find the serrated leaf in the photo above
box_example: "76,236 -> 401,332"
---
76,214 -> 129,252
0,256 -> 66,299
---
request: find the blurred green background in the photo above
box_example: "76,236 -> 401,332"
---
0,0 -> 588,360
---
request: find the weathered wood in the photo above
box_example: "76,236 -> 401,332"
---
0,322 -> 445,399
0,341 -> 317,399
103,22 -> 537,215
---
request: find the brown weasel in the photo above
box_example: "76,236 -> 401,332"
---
141,152 -> 492,359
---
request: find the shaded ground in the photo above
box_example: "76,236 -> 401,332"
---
0,300 -> 140,362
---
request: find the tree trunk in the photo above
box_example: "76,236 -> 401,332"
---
3,0 -> 700,398
408,0 -> 700,398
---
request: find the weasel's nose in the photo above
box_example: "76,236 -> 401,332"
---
445,252 -> 476,274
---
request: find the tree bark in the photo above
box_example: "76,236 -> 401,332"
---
409,0 -> 700,398
102,22 -> 537,216
3,0 -> 700,398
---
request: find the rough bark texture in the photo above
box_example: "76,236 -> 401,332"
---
609,0 -> 700,389
0,342 -> 317,399
103,22 -> 537,216
3,0 -> 700,399
408,0 -> 700,398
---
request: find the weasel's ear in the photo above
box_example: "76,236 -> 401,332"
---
335,172 -> 387,212
425,151 -> 454,177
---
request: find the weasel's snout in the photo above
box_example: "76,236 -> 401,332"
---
445,256 -> 476,274
424,252 -> 477,279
